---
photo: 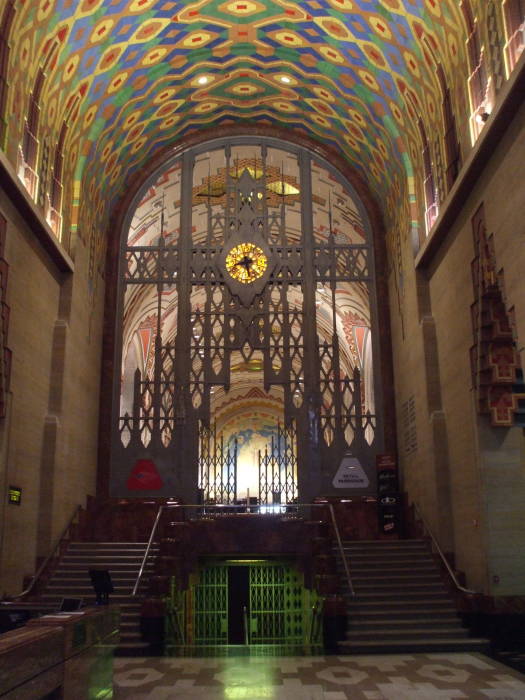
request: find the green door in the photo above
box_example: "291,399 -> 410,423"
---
192,564 -> 228,645
190,560 -> 315,646
249,564 -> 305,644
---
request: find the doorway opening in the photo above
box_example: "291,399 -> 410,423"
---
166,558 -> 321,654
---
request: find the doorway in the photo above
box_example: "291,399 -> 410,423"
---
186,559 -> 318,647
228,565 -> 249,644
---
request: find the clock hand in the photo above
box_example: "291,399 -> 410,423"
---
234,256 -> 254,271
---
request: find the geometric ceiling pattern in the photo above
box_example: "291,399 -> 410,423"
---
6,0 -> 471,241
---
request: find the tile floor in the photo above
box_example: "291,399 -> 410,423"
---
113,652 -> 525,699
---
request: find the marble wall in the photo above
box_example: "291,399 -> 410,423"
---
0,160 -> 105,595
389,68 -> 525,595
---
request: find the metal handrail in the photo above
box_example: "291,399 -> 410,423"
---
167,605 -> 185,645
413,502 -> 478,595
132,502 -> 355,598
14,504 -> 82,599
327,503 -> 355,596
308,600 -> 320,643
174,605 -> 185,644
132,504 -> 164,596
243,605 -> 249,645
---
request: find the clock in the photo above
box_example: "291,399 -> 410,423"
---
225,242 -> 268,284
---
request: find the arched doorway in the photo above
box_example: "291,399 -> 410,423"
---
110,137 -> 385,502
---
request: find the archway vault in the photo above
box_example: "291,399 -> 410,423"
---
105,135 -> 395,503
5,0 -> 470,252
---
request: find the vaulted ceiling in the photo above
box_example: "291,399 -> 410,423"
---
7,0 -> 471,239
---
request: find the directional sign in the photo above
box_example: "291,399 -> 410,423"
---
332,454 -> 369,488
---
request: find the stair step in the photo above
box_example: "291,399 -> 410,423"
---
61,554 -> 149,560
341,565 -> 438,574
41,594 -> 139,603
344,591 -> 450,603
345,600 -> 456,613
338,637 -> 489,654
341,553 -> 434,560
348,610 -> 458,621
67,544 -> 155,548
54,563 -> 155,570
339,543 -> 430,550
349,575 -> 441,585
45,585 -> 135,593
351,581 -> 445,590
340,559 -> 435,568
47,576 -> 140,582
345,627 -> 469,641
348,616 -> 462,629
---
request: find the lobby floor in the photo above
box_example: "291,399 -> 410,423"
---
113,652 -> 525,699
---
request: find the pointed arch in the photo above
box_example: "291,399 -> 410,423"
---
417,119 -> 438,233
461,0 -> 490,142
0,0 -> 15,149
503,0 -> 525,73
436,65 -> 461,192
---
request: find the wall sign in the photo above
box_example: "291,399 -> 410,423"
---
333,454 -> 369,488
376,453 -> 398,494
8,486 -> 21,505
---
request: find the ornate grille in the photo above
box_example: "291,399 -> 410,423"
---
198,422 -> 237,504
258,421 -> 298,504
249,564 -> 304,644
112,138 -> 379,500
192,565 -> 228,645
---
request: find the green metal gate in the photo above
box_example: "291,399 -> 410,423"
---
249,564 -> 305,644
192,565 -> 228,645
187,560 -> 318,647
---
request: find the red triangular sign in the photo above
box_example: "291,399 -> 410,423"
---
127,459 -> 164,490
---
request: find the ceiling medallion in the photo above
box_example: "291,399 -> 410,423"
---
225,242 -> 268,284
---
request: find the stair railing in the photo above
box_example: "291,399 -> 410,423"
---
14,504 -> 82,599
413,502 -> 478,595
309,600 -> 322,644
328,503 -> 355,597
132,504 -> 164,596
132,502 -> 355,598
167,605 -> 185,645
243,605 -> 249,645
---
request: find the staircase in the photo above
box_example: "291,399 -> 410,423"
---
335,539 -> 488,654
40,541 -> 159,651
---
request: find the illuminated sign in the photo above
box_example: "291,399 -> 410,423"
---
8,486 -> 21,505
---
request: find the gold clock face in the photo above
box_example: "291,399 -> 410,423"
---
225,242 -> 268,284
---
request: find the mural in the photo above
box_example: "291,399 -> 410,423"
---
3,0 -> 477,256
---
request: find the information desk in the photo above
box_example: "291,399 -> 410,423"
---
0,605 -> 119,699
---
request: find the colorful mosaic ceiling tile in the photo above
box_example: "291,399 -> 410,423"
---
7,0 -> 468,232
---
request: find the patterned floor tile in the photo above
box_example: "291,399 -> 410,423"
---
112,652 -> 525,699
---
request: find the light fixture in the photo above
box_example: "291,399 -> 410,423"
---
197,75 -> 209,85
475,110 -> 490,124
279,75 -> 291,84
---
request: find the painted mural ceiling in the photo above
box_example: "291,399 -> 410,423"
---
8,0 -> 470,234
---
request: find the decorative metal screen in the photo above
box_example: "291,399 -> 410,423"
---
198,422 -> 237,504
258,421 -> 297,504
189,562 -> 313,646
249,564 -> 305,644
192,565 -> 228,645
112,137 -> 380,500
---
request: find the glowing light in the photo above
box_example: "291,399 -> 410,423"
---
259,505 -> 286,514
197,75 -> 209,85
279,75 -> 291,83
225,242 -> 268,284
266,180 -> 300,196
